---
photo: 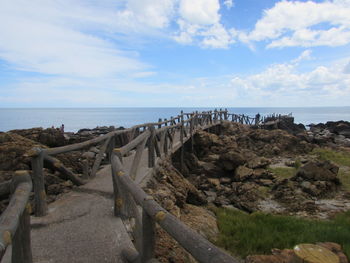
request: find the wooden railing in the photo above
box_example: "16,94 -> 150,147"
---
0,171 -> 33,263
5,109 -> 259,262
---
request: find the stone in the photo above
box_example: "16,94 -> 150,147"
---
258,179 -> 274,187
219,177 -> 232,184
296,161 -> 340,183
196,161 -> 219,175
89,147 -> 99,154
247,157 -> 271,169
207,178 -> 220,187
203,191 -> 217,203
235,166 -> 254,181
82,151 -> 96,159
219,150 -> 246,171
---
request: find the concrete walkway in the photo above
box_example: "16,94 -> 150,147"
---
30,167 -> 134,263
29,122 -> 216,263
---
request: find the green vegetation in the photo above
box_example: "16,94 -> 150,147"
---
267,166 -> 296,179
338,168 -> 350,192
215,208 -> 350,258
312,148 -> 350,191
312,148 -> 350,167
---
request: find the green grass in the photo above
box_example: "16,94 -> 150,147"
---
338,167 -> 350,192
312,148 -> 350,191
215,208 -> 350,259
312,148 -> 350,167
267,167 -> 296,179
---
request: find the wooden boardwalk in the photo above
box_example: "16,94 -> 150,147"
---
1,110 -> 256,263
29,120 -> 214,262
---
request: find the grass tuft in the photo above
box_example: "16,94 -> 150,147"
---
267,167 -> 296,179
312,148 -> 350,167
215,208 -> 350,259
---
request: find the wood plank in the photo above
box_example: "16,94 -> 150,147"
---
90,137 -> 111,178
31,149 -> 47,216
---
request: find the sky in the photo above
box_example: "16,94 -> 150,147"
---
0,0 -> 350,107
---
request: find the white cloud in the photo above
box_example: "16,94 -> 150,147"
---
116,0 -> 177,30
292,49 -> 312,64
240,0 -> 350,48
0,0 -> 148,78
223,0 -> 234,10
179,0 -> 220,25
229,51 -> 350,105
200,23 -> 235,48
344,61 -> 350,74
174,0 -> 235,48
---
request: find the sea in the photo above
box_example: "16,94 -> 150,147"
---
0,107 -> 349,132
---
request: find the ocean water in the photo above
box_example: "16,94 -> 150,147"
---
0,107 -> 349,132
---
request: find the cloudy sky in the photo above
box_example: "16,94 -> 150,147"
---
0,0 -> 350,107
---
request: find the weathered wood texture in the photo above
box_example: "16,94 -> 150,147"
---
25,109 -> 259,261
44,155 -> 85,186
31,148 -> 47,216
0,171 -> 33,263
91,137 -> 111,178
110,166 -> 239,263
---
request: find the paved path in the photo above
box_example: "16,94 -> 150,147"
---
29,122 -> 216,263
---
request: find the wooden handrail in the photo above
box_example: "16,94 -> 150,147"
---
22,109 -> 265,261
0,171 -> 33,263
114,130 -> 151,157
110,155 -> 239,263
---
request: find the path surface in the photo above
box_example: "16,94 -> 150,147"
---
29,122 -> 216,263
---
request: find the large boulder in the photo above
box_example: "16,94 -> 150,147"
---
218,150 -> 246,171
295,161 -> 339,183
0,132 -> 45,171
235,166 -> 254,181
10,127 -> 66,147
246,242 -> 348,263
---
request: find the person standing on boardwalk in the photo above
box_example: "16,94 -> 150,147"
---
255,113 -> 261,125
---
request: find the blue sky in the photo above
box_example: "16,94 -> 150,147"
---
0,0 -> 350,107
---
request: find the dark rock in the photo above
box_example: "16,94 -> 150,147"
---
247,157 -> 270,169
10,127 -> 66,147
295,161 -> 339,183
235,166 -> 254,181
218,150 -> 246,171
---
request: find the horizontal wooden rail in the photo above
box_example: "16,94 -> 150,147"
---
110,158 -> 239,263
42,130 -> 127,156
114,130 -> 151,157
0,171 -> 33,263
44,155 -> 86,186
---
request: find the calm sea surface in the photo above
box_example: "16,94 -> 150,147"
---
0,107 -> 349,132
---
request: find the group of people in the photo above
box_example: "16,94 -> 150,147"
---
51,124 -> 65,133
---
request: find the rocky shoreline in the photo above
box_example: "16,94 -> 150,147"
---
144,119 -> 350,262
1,119 -> 350,262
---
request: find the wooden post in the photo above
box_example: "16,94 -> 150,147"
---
130,137 -> 148,180
91,137 -> 111,178
110,152 -> 136,220
107,136 -> 116,162
164,118 -> 167,126
164,130 -> 168,155
82,159 -> 89,180
224,108 -> 228,120
148,126 -> 155,168
31,148 -> 47,216
141,209 -> 155,262
12,204 -> 32,263
158,119 -> 162,129
10,172 -> 33,263
190,118 -> 194,153
180,118 -> 184,173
